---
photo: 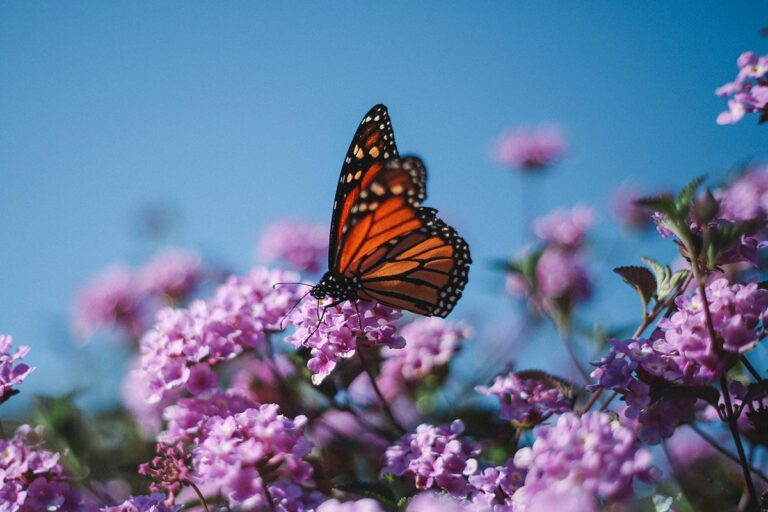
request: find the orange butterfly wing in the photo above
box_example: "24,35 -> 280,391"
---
327,105 -> 470,317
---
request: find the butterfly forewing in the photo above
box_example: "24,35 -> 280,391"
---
329,105 -> 399,269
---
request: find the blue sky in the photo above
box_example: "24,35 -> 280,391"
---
1,1 -> 766,412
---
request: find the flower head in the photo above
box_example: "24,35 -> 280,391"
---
476,371 -> 572,428
513,412 -> 653,507
73,264 -> 146,339
316,499 -> 386,512
0,425 -> 87,511
382,420 -> 480,496
492,124 -> 566,171
192,404 -> 318,511
138,443 -> 192,503
286,300 -> 404,384
257,218 -> 329,274
0,335 -> 34,405
716,51 -> 768,125
533,205 -> 593,249
137,248 -> 205,303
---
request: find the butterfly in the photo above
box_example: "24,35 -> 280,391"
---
310,105 -> 471,317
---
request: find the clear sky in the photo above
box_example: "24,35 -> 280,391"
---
1,1 -> 767,412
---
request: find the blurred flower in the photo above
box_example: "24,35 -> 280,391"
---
492,124 -> 566,171
73,264 -> 146,340
101,494 -> 180,512
716,164 -> 768,223
0,335 -> 33,405
138,443 -> 191,504
311,409 -> 389,453
532,205 -> 593,249
121,357 -> 173,439
716,51 -> 768,125
513,480 -> 598,512
476,371 -> 572,428
257,218 -> 328,274
286,300 -> 404,385
316,498 -> 386,512
513,412 -> 653,507
382,420 -> 480,496
380,318 -> 470,386
137,248 -> 205,303
192,404 -> 319,511
534,248 -> 591,306
0,425 -> 88,511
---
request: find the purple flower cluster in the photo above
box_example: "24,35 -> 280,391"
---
192,404 -> 318,511
73,249 -> 208,341
160,389 -> 257,444
716,51 -> 768,125
591,337 -> 697,444
0,335 -> 33,405
286,300 -> 404,385
476,371 -> 572,428
0,425 -> 87,511
138,443 -> 191,505
380,318 -> 470,384
492,124 -> 566,171
382,420 -> 480,496
257,218 -> 329,274
101,494 -> 179,512
659,278 -> 768,378
469,459 -> 526,511
513,412 -> 653,508
137,268 -> 302,403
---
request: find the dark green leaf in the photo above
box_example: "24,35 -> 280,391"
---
706,219 -> 764,268
634,194 -> 675,215
675,175 -> 706,214
614,266 -> 656,312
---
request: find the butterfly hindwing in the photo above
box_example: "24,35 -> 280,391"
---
355,208 -> 471,317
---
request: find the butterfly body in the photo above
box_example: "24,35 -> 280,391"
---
312,105 -> 471,318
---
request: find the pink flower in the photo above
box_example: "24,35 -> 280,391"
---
716,50 -> 768,125
0,335 -> 34,405
137,248 -> 205,303
286,300 -> 404,385
257,218 -> 328,274
492,124 -> 566,171
72,264 -> 146,340
533,205 -> 593,248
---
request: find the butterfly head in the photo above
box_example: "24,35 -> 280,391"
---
310,272 -> 357,302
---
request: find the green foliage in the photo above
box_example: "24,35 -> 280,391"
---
641,257 -> 689,302
613,266 -> 656,314
705,219 -> 764,269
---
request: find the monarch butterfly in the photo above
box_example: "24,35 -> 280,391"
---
310,105 -> 471,317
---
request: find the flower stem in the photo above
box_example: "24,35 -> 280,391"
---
741,355 -> 764,382
357,348 -> 406,435
187,481 -> 210,512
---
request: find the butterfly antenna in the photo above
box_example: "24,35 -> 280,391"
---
353,300 -> 364,333
278,289 -> 313,331
273,282 -> 314,289
302,298 -> 343,345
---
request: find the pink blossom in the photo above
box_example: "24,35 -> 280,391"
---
257,218 -> 328,274
492,124 -> 566,171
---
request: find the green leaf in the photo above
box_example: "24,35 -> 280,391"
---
641,257 -> 688,302
635,194 -> 675,215
675,175 -> 706,215
614,266 -> 656,313
335,482 -> 397,509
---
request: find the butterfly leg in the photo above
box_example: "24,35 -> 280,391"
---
302,298 -> 344,345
